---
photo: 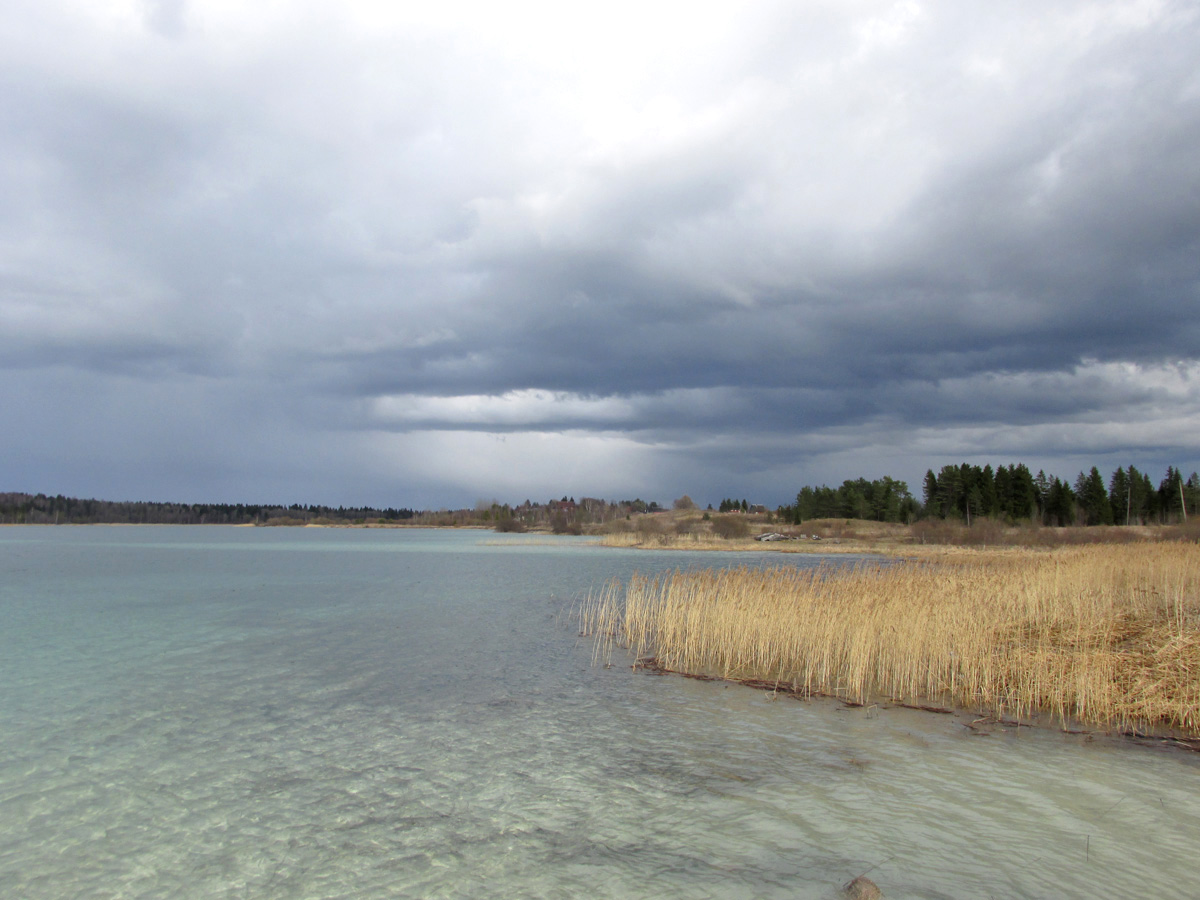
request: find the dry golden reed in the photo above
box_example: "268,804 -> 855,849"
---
597,532 -> 762,552
578,544 -> 1200,735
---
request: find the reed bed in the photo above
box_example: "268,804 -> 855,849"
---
578,544 -> 1200,736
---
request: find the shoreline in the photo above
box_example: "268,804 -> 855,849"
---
631,655 -> 1200,754
0,521 -> 492,529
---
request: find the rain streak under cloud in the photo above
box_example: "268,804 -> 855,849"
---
1,0 -> 1198,508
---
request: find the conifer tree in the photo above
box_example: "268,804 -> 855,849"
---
1158,467 -> 1184,522
1109,467 -> 1131,525
923,470 -> 939,517
1010,464 -> 1038,520
1077,467 -> 1113,525
980,464 -> 1000,517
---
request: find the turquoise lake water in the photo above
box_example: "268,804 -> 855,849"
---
0,526 -> 1196,899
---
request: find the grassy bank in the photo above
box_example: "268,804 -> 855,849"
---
593,513 -> 909,552
579,544 -> 1200,738
594,512 -> 1200,553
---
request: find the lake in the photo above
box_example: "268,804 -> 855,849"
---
0,526 -> 1196,899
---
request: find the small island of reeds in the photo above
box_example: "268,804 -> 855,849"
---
579,543 -> 1200,742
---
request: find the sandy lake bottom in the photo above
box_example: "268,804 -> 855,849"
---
1,526 -> 1197,899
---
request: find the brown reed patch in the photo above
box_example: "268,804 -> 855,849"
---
577,544 -> 1200,736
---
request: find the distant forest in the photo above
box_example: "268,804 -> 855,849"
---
0,492 -> 657,530
778,463 -> 1199,526
3,461 -> 1196,528
0,494 -> 417,526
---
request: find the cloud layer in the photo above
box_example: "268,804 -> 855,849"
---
2,1 -> 1198,506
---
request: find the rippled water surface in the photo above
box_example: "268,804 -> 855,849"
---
1,526 -> 1196,899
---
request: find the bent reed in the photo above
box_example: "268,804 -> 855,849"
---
579,544 -> 1200,736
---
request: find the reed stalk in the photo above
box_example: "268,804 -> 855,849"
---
579,544 -> 1200,735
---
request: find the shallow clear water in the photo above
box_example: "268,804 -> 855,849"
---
0,527 -> 1196,899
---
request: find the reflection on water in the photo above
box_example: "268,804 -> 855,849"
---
0,527 -> 1196,899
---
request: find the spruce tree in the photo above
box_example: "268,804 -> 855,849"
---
923,470 -> 940,517
1079,467 -> 1113,525
1109,467 -> 1130,525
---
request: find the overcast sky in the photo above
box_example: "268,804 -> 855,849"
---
2,1 -> 1198,509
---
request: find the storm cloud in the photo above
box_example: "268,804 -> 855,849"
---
2,1 -> 1197,507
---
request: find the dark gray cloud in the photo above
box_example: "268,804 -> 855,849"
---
2,1 -> 1198,508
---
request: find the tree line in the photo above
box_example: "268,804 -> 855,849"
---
0,492 -> 668,530
778,477 -> 920,525
5,462 -> 1196,530
0,493 -> 417,526
922,463 -> 1197,526
778,463 -> 1197,526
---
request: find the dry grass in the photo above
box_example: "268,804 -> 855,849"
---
595,518 -> 879,554
597,532 -> 875,554
597,531 -> 788,552
593,513 -> 1200,553
579,544 -> 1200,736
